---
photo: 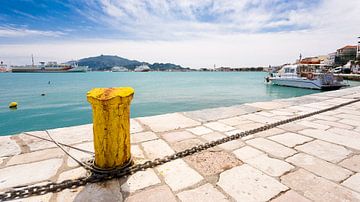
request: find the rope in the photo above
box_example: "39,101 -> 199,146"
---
23,132 -> 94,155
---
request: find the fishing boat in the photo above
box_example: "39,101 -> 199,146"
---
265,64 -> 347,90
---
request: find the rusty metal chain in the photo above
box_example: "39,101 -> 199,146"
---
1,97 -> 360,201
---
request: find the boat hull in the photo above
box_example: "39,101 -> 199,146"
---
11,66 -> 87,73
269,78 -> 344,90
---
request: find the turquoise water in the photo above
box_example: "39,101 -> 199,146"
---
0,72 -> 358,136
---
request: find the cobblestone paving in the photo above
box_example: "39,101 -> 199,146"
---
1,86 -> 360,201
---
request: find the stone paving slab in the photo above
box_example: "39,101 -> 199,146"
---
1,86 -> 360,201
0,137 -> 21,157
286,153 -> 353,182
217,164 -> 288,201
281,169 -> 360,202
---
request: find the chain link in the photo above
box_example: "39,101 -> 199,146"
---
1,97 -> 359,201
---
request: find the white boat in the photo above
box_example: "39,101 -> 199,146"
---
66,62 -> 88,72
12,58 -> 88,73
111,66 -> 128,72
266,64 -> 346,90
134,64 -> 150,72
0,61 -> 8,72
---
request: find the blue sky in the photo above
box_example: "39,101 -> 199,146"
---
0,0 -> 359,67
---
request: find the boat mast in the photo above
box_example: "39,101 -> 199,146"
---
31,54 -> 34,67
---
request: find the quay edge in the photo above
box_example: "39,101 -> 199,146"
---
1,86 -> 360,201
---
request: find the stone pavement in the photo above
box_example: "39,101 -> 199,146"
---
1,86 -> 360,202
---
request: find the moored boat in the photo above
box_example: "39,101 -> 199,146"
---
11,57 -> 88,73
265,64 -> 347,90
0,61 -> 9,72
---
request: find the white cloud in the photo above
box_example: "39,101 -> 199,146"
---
0,26 -> 64,37
0,0 -> 359,68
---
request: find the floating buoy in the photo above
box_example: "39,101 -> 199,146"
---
9,102 -> 18,109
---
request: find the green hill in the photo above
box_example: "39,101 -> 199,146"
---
77,55 -> 189,71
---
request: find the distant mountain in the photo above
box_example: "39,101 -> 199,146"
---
77,55 -> 189,71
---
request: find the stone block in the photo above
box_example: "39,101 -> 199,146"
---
217,164 -> 288,202
269,133 -> 312,147
295,140 -> 352,163
299,129 -> 360,150
339,155 -> 360,172
246,138 -> 297,158
235,122 -> 264,131
334,113 -> 360,121
296,120 -> 330,130
245,101 -> 289,110
11,193 -> 53,202
277,123 -> 309,132
157,159 -> 203,191
313,114 -> 340,121
218,116 -> 253,126
243,114 -> 279,124
137,113 -> 200,132
313,120 -> 353,130
57,167 -> 87,182
254,128 -> 285,138
271,190 -> 310,202
286,153 -> 352,182
183,105 -> 258,122
204,122 -> 235,132
0,136 -> 21,157
131,131 -> 158,144
233,146 -> 264,161
0,158 -> 62,190
6,148 -> 64,166
121,169 -> 161,193
130,119 -> 144,134
342,173 -> 360,193
338,118 -> 359,127
142,139 -> 174,159
171,138 -> 204,152
244,154 -> 294,177
57,179 -> 122,202
234,146 -> 293,177
328,127 -> 360,137
177,183 -> 229,202
186,126 -> 213,136
131,145 -> 145,159
126,185 -> 177,202
67,142 -> 94,168
281,169 -> 360,202
162,131 -> 195,143
185,151 -> 241,176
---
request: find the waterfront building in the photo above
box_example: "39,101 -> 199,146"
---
300,57 -> 321,64
325,52 -> 336,66
335,45 -> 357,66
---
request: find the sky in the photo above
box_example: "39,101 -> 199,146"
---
0,0 -> 359,68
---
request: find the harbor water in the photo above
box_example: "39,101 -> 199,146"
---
1,72 -> 359,136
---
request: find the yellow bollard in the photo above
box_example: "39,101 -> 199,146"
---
87,87 -> 134,169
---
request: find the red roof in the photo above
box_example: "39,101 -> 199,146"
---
337,45 -> 357,50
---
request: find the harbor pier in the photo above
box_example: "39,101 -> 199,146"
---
1,86 -> 360,201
